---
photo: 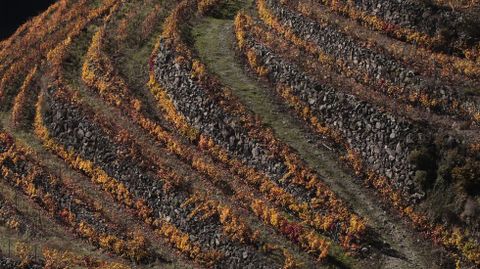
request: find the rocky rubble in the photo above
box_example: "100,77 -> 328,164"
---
42,89 -> 278,269
0,137 -> 120,240
266,0 -> 480,121
330,0 -> 478,45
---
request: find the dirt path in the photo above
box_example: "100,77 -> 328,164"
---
192,16 -> 441,269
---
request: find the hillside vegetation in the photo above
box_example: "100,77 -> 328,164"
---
0,0 -> 479,268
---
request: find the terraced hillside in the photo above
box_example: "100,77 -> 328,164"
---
0,0 -> 479,268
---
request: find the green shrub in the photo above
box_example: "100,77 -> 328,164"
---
409,146 -> 437,190
414,170 -> 429,190
206,0 -> 251,19
408,147 -> 436,171
452,160 -> 480,196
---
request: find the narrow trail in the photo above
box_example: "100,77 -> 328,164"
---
192,16 -> 440,269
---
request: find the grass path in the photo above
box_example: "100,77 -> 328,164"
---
192,15 -> 440,269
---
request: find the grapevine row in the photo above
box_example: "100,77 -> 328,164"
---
0,0 -> 64,68
0,131 -> 154,263
0,0 -> 91,110
42,247 -> 131,269
5,0 -> 119,138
